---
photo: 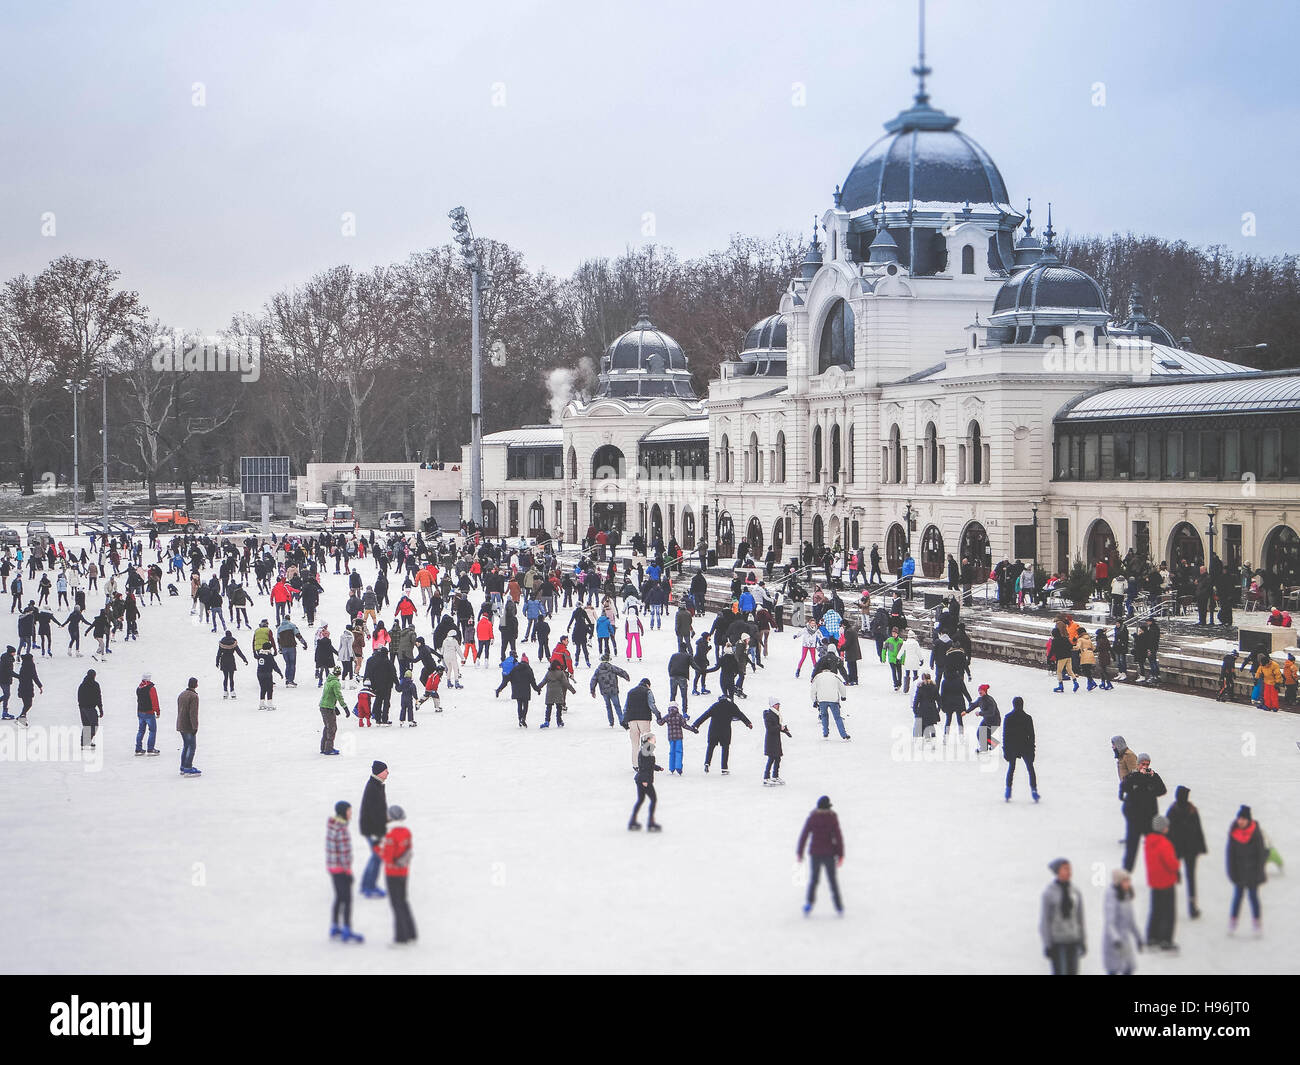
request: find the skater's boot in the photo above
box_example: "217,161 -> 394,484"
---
342,927 -> 365,943
627,821 -> 642,831
647,822 -> 662,832
330,925 -> 343,939
1252,918 -> 1262,938
1052,685 -> 1064,693
1072,679 -> 1079,692
1228,917 -> 1238,935
1032,790 -> 1040,803
1189,899 -> 1201,919
802,903 -> 812,916
1004,786 -> 1011,802
1086,679 -> 1096,691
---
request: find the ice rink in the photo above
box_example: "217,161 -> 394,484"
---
2,545 -> 1295,974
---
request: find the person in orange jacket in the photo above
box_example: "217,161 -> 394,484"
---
1282,654 -> 1297,705
475,613 -> 494,665
1256,657 -> 1283,712
376,805 -> 416,945
1144,814 -> 1181,951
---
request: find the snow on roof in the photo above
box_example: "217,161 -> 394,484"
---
640,418 -> 710,443
1143,343 -> 1254,377
1060,372 -> 1300,421
481,425 -> 563,447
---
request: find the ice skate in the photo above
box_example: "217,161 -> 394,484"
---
646,822 -> 662,832
627,821 -> 642,831
341,928 -> 364,944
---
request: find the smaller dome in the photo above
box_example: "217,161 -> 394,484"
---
742,313 -> 788,353
992,263 -> 1106,315
1110,285 -> 1178,346
733,312 -> 788,378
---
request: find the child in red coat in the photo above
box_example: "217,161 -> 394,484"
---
1144,815 -> 1181,951
355,684 -> 374,727
376,805 -> 417,945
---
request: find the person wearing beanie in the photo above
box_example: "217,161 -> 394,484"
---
1226,805 -> 1268,936
77,668 -> 103,750
1039,858 -> 1085,974
589,652 -> 631,728
326,801 -> 363,943
656,701 -> 695,775
358,763 -> 390,899
134,672 -> 160,755
318,665 -> 348,755
176,677 -> 200,775
1143,814 -> 1180,951
762,697 -> 792,785
376,805 -> 416,945
1103,867 -> 1141,975
967,683 -> 1001,754
1120,753 -> 1167,871
1002,696 -> 1038,802
1165,785 -> 1207,919
796,796 -> 843,915
628,733 -> 663,831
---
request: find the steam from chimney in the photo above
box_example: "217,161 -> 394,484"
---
547,359 -> 596,423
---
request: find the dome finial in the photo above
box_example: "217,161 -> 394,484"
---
1043,202 -> 1056,247
912,0 -> 932,107
811,215 -> 822,251
1023,198 -> 1034,237
833,184 -> 843,208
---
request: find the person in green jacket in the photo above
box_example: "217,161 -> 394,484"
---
881,628 -> 905,690
252,619 -> 275,655
319,666 -> 349,755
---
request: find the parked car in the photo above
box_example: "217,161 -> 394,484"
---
26,520 -> 52,549
0,525 -> 20,547
380,511 -> 408,532
214,521 -> 255,536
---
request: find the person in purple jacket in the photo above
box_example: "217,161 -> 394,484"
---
797,795 -> 844,916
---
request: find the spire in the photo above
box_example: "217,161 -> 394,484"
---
1043,202 -> 1056,248
799,217 -> 824,281
1023,198 -> 1034,237
1127,283 -> 1147,321
912,0 -> 932,107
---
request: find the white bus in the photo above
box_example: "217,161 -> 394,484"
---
294,502 -> 329,530
327,504 -> 356,532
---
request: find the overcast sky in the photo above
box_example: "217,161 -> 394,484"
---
1,0 -> 1295,333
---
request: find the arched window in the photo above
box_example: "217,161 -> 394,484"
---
748,432 -> 760,483
890,424 -> 902,484
969,421 -> 984,484
682,507 -> 695,550
527,501 -> 546,535
925,422 -> 938,484
481,500 -> 498,534
830,424 -> 841,484
775,431 -> 787,483
818,298 -> 855,374
961,245 -> 975,274
719,434 -> 731,483
812,425 -> 823,482
591,444 -> 625,479
566,446 -> 577,480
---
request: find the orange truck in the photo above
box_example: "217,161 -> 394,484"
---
150,507 -> 198,530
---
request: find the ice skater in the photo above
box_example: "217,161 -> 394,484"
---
762,697 -> 791,785
796,795 -> 843,916
1002,696 -> 1038,802
326,801 -> 364,943
693,693 -> 752,775
377,805 -> 417,945
628,732 -> 662,831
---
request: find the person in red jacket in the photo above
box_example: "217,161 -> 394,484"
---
135,672 -> 161,756
796,795 -> 844,916
1144,814 -> 1181,951
376,805 -> 417,945
475,613 -> 494,665
270,579 -> 292,622
549,634 -> 574,676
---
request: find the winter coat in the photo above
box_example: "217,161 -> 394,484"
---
693,697 -> 751,741
364,649 -> 397,691
1075,634 -> 1096,666
216,636 -> 248,672
76,675 -> 102,726
1102,884 -> 1141,974
763,707 -> 791,757
1226,820 -> 1268,887
377,825 -> 413,878
796,809 -> 843,859
136,681 -> 161,716
320,673 -> 346,713
538,666 -> 576,706
1165,789 -> 1207,860
1144,831 -> 1180,890
622,681 -> 658,722
938,673 -> 969,714
589,660 -> 630,699
176,687 -> 199,733
911,682 -> 941,729
315,636 -> 339,669
1121,769 -> 1168,828
881,635 -> 904,664
506,661 -> 537,700
1039,880 -> 1086,948
1001,707 -> 1035,760
967,693 -> 1000,728
359,775 -> 388,839
634,748 -> 660,786
659,705 -> 693,743
1114,745 -> 1138,783
325,816 -> 352,873
811,670 -> 847,706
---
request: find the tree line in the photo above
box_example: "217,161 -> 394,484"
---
0,232 -> 1294,502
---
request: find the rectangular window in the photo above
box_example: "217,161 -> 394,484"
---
1200,430 -> 1221,479
1223,524 -> 1243,569
1083,434 -> 1099,480
508,499 -> 519,536
1133,520 -> 1150,561
1241,427 -> 1259,478
1165,431 -> 1183,479
1133,433 -> 1148,480
1099,434 -> 1115,479
1261,429 -> 1281,478
1283,428 -> 1300,479
1150,433 -> 1163,481
1113,433 -> 1132,480
1069,436 -> 1081,480
1184,432 -> 1200,479
1223,429 -> 1241,479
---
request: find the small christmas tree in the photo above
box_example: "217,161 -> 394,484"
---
1060,557 -> 1096,608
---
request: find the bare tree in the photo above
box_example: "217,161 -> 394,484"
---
0,275 -> 57,493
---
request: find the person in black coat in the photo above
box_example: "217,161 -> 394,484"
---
693,695 -> 753,774
762,698 -> 791,784
911,674 -> 940,747
363,647 -> 397,726
77,668 -> 103,749
939,669 -> 970,742
1226,805 -> 1268,932
1002,695 -> 1037,802
1120,755 -> 1168,871
358,761 -> 389,898
500,654 -> 538,726
628,732 -> 663,831
1165,785 -> 1207,919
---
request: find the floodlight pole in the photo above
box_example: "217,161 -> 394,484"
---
471,264 -> 482,529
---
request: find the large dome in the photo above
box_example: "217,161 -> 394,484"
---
840,101 -> 1009,213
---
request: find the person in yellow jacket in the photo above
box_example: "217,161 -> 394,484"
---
1282,654 -> 1298,706
1075,631 -> 1098,691
1257,658 -> 1283,712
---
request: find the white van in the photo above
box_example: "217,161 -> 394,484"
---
380,511 -> 407,532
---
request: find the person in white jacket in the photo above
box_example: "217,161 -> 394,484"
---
440,633 -> 462,689
811,668 -> 850,740
900,632 -> 924,693
1103,867 -> 1142,975
794,621 -> 820,678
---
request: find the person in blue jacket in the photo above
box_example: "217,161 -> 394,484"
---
900,555 -> 916,600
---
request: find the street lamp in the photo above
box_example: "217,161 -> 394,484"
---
448,206 -> 490,529
63,378 -> 89,534
904,498 -> 914,556
1028,498 -> 1042,575
1224,343 -> 1268,358
714,494 -> 720,544
1204,503 -> 1218,565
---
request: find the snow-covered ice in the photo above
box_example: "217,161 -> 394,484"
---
2,545 -> 1296,974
